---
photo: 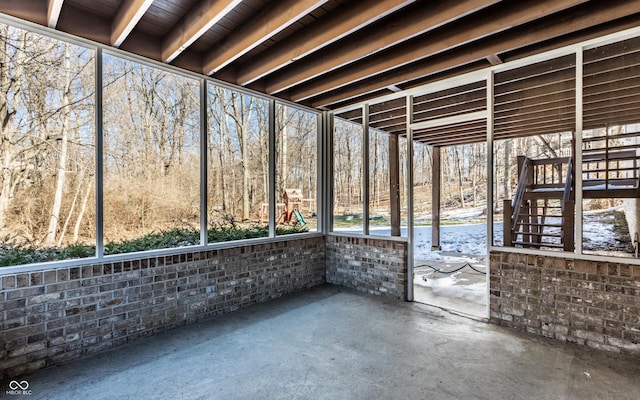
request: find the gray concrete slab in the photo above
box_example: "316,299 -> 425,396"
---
2,285 -> 639,400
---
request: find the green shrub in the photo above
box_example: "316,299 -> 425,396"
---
1,223 -> 309,267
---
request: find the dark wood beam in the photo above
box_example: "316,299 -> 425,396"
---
236,0 -> 415,86
0,0 -> 48,27
389,134 -> 401,236
311,0 -> 640,109
203,0 -> 330,75
265,0 -> 501,94
432,146 -> 441,250
289,0 -> 587,102
111,0 -> 154,47
162,0 -> 243,63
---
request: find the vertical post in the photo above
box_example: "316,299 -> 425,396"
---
503,200 -> 513,246
269,99 -> 276,237
95,48 -> 104,258
431,146 -> 441,250
317,111 -> 325,233
563,200 -> 575,252
200,79 -> 208,246
325,112 -> 334,233
389,133 -> 401,236
575,45 -> 583,254
362,104 -> 370,235
406,95 -> 414,302
486,70 -> 495,320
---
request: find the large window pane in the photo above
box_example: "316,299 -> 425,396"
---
369,129 -> 392,234
275,103 -> 317,233
333,114 -> 364,234
103,56 -> 200,254
207,84 -> 269,241
0,24 -> 96,266
492,55 -> 575,251
581,36 -> 640,258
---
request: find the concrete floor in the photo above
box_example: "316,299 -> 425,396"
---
414,258 -> 488,319
3,285 -> 639,400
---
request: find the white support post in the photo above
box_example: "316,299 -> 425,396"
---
95,48 -> 104,258
200,80 -> 208,246
486,70 -> 494,319
269,99 -> 277,237
575,46 -> 584,255
363,104 -> 370,235
406,95 -> 415,302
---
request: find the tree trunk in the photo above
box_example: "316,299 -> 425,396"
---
46,44 -> 72,245
73,178 -> 92,243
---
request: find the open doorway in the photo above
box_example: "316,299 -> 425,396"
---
412,141 -> 489,319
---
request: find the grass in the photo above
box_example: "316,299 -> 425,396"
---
0,223 -> 308,267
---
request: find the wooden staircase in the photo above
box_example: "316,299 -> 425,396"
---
504,155 -> 575,251
504,148 -> 640,251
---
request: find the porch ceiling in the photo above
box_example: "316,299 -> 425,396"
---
2,0 -> 640,146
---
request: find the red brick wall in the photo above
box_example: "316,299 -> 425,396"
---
489,251 -> 640,355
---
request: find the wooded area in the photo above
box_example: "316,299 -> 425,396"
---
0,24 -> 318,265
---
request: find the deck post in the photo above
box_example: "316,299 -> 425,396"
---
432,146 -> 441,250
563,200 -> 575,252
504,199 -> 513,246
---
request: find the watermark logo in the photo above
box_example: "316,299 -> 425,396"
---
6,380 -> 32,396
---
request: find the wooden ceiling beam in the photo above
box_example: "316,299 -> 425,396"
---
236,0 -> 416,86
310,0 -> 640,109
47,0 -> 63,28
265,0 -> 501,94
288,0 -> 587,102
203,0 -> 330,75
162,0 -> 243,63
111,0 -> 154,47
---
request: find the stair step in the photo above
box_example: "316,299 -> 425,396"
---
514,232 -> 563,237
512,241 -> 564,248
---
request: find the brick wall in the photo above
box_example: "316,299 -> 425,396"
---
489,251 -> 640,355
0,236 -> 325,379
326,235 -> 408,300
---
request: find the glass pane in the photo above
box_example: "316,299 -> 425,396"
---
333,114 -> 364,234
582,36 -> 640,258
369,129 -> 392,234
207,84 -> 269,241
275,103 -> 317,234
103,55 -> 200,254
492,55 -> 576,251
0,24 -> 96,266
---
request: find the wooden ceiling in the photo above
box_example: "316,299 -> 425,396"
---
2,0 -> 640,145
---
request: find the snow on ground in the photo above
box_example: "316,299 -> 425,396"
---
335,206 -> 631,317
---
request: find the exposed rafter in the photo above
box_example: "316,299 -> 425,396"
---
203,0 -> 331,75
162,0 -> 243,63
264,0 -> 501,95
289,0 -> 588,103
235,0 -> 416,86
309,0 -> 640,108
47,0 -> 64,28
111,0 -> 155,47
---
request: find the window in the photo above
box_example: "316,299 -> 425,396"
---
102,55 -> 200,254
333,113 -> 364,234
0,24 -> 96,266
275,103 -> 318,233
207,84 -> 269,241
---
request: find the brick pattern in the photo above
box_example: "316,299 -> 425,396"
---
0,236 -> 325,379
326,235 -> 407,300
489,251 -> 640,355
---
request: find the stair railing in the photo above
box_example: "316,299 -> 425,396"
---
511,158 -> 530,237
562,156 -> 573,212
